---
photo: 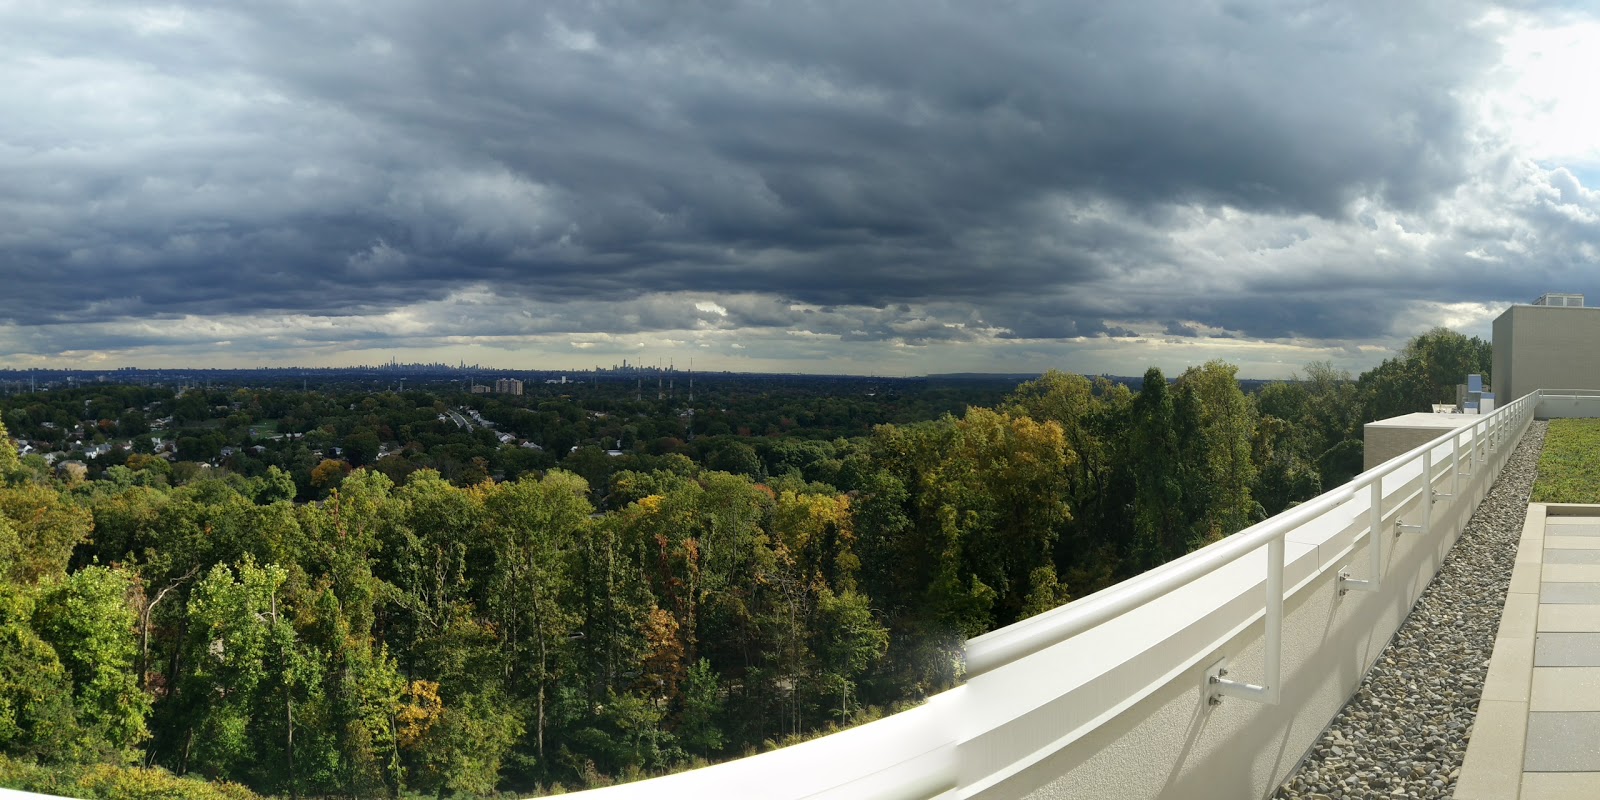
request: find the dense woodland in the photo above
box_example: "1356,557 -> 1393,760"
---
0,329 -> 1489,798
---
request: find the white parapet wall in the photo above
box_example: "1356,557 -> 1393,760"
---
0,395 -> 1540,800
1534,390 -> 1600,419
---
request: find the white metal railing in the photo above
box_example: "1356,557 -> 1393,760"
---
964,484 -> 1356,699
967,390 -> 1536,703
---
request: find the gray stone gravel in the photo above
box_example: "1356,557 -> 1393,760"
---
1272,420 -> 1547,800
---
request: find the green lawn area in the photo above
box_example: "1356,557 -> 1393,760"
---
1531,419 -> 1600,503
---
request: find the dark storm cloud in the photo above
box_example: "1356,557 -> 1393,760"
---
0,0 -> 1587,361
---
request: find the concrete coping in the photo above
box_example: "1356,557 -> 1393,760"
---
1457,503 -> 1600,799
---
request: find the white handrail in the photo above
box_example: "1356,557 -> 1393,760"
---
966,483 -> 1354,678
967,388 -> 1539,679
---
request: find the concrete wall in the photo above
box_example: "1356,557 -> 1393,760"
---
1493,310 -> 1513,404
1536,391 -> 1600,419
1363,425 -> 1436,471
1493,304 -> 1600,401
1362,413 -> 1479,471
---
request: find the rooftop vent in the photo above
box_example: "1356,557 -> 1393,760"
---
1534,292 -> 1585,307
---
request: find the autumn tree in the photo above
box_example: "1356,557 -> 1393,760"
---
0,482 -> 95,581
0,419 -> 20,478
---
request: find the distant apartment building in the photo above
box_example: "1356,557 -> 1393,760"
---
1492,293 -> 1600,401
495,378 -> 523,395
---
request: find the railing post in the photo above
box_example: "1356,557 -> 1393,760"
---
1211,536 -> 1283,705
1340,479 -> 1384,595
1451,432 -> 1460,497
1265,535 -> 1282,703
1421,449 -> 1432,534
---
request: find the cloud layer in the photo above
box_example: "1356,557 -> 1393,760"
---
3,1 -> 1598,376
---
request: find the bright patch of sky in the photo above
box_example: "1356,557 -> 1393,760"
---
1488,11 -> 1600,177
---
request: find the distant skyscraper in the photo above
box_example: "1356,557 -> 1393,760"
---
495,378 -> 523,395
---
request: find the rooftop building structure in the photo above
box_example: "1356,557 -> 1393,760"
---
1493,295 -> 1600,401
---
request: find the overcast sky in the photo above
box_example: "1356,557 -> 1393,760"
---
3,1 -> 1599,378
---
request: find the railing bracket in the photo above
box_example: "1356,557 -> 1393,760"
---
1208,523 -> 1283,706
1205,657 -> 1230,707
1338,568 -> 1376,596
1396,521 -> 1424,535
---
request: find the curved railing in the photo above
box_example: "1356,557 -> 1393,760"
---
572,389 -> 1538,800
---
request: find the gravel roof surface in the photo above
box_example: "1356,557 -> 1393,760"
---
1273,420 -> 1547,800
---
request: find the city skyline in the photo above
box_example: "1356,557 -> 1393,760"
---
4,2 -> 1599,379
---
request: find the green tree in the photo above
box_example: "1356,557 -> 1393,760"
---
1250,414 -> 1323,515
340,431 -> 382,469
301,587 -> 405,797
1405,326 -> 1492,404
707,442 -> 762,480
256,466 -> 298,505
1176,360 -> 1259,538
0,582 -> 82,764
813,590 -> 888,722
413,690 -> 522,797
483,470 -> 591,762
1018,564 -> 1072,619
1130,369 -> 1190,569
32,566 -> 151,762
1359,328 -> 1490,422
677,658 -> 725,754
383,470 -> 490,688
0,515 -> 17,582
175,560 -> 321,793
